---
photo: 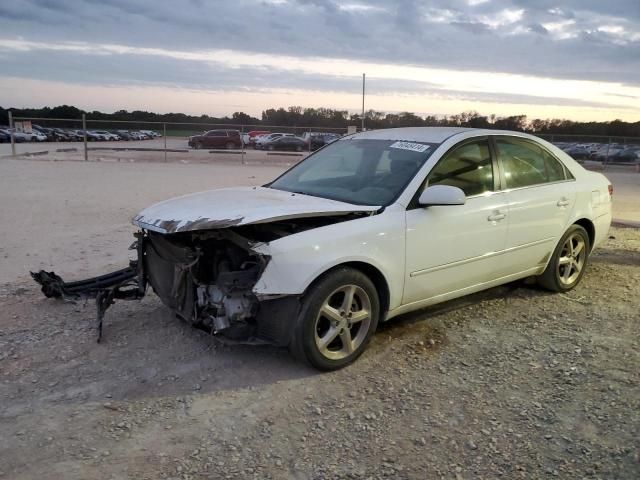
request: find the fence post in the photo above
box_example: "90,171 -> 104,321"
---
308,127 -> 312,153
241,125 -> 245,165
8,111 -> 16,157
82,114 -> 88,161
163,123 -> 167,162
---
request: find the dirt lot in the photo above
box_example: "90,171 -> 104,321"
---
0,158 -> 639,479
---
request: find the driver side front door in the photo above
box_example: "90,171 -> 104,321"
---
403,138 -> 510,306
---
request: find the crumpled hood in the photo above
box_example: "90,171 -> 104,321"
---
132,186 -> 380,234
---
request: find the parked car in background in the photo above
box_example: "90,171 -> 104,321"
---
592,144 -> 625,161
45,128 -> 63,141
75,130 -> 102,141
93,130 -> 120,141
65,130 -> 84,141
308,133 -> 341,151
611,146 -> 640,162
578,143 -> 600,155
126,131 -> 143,140
188,129 -> 243,149
0,130 -> 10,143
262,136 -> 307,152
139,130 -> 161,138
32,126 -> 57,141
254,133 -> 295,149
0,128 -> 27,142
12,130 -> 32,142
246,130 -> 271,146
562,145 -> 591,161
30,131 -> 48,142
115,130 -> 134,141
133,131 -> 152,140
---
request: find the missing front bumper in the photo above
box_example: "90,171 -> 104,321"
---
31,230 -> 298,347
31,233 -> 147,342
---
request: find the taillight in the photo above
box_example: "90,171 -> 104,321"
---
608,184 -> 613,196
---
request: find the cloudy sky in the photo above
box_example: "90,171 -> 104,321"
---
1,0 -> 639,120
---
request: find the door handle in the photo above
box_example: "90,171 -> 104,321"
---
557,198 -> 570,207
487,211 -> 506,222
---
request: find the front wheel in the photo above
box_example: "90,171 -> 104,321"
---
225,141 -> 235,150
290,268 -> 379,371
537,225 -> 590,292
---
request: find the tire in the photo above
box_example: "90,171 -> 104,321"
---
295,145 -> 302,152
225,142 -> 235,150
537,225 -> 590,292
267,145 -> 275,151
193,142 -> 202,150
290,267 -> 380,371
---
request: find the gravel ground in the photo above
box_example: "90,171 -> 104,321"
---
0,227 -> 638,479
0,159 -> 638,479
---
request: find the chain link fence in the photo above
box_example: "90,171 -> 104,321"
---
2,114 -> 351,164
537,133 -> 640,167
3,114 -> 640,169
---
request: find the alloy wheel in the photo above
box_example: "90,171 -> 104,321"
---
314,285 -> 372,360
557,233 -> 586,286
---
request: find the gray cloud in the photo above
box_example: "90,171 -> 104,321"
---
0,0 -> 639,101
0,48 -> 632,112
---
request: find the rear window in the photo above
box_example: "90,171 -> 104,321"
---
496,138 -> 570,189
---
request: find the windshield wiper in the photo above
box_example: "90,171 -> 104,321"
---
288,190 -> 323,199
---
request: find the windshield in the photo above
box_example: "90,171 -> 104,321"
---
268,138 -> 438,206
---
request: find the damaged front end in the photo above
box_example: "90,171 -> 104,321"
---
32,186 -> 380,346
142,228 -> 285,344
31,227 -> 299,346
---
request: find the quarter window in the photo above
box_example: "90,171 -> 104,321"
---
427,140 -> 494,196
496,138 -> 568,189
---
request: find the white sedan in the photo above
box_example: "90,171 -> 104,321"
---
33,127 -> 612,370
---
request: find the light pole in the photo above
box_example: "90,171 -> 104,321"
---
361,73 -> 366,131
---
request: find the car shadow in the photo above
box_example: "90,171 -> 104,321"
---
375,279 -> 546,342
2,289 -> 317,415
591,248 -> 640,266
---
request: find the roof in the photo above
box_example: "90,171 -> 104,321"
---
349,127 -> 531,144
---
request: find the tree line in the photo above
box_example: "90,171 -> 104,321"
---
1,105 -> 638,137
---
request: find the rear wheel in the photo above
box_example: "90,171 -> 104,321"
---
290,268 -> 379,371
295,145 -> 302,152
537,225 -> 590,292
225,141 -> 235,150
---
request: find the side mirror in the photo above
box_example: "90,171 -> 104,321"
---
418,185 -> 466,206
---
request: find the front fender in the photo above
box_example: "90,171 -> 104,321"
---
251,205 -> 406,310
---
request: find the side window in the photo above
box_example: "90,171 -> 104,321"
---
206,130 -> 225,137
427,140 -> 493,196
496,138 -> 567,189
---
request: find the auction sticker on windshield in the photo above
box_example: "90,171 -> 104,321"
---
389,141 -> 430,153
